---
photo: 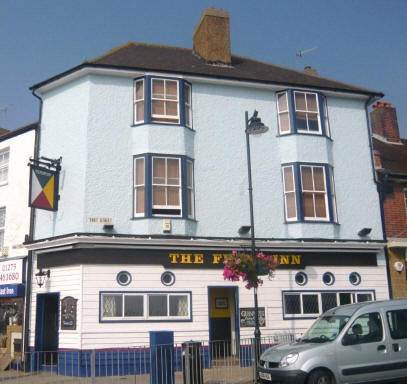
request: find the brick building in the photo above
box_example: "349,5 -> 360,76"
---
371,102 -> 407,297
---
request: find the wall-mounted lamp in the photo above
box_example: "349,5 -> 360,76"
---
358,227 -> 372,237
238,225 -> 251,234
35,269 -> 50,287
394,261 -> 404,273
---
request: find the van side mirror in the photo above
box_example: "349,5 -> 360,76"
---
342,334 -> 358,346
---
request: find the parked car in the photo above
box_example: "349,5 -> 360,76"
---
258,299 -> 407,384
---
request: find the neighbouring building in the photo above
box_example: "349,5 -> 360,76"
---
371,102 -> 407,298
0,123 -> 37,365
25,8 -> 388,374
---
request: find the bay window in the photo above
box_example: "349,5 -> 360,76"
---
276,90 -> 329,137
134,76 -> 192,128
281,163 -> 337,223
133,154 -> 195,219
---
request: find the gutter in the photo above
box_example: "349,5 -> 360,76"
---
22,90 -> 42,368
365,95 -> 393,299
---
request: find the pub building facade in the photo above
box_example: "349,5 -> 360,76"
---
25,7 -> 388,372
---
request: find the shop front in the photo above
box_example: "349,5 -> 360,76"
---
0,258 -> 25,368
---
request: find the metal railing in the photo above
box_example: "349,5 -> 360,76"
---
0,334 -> 300,383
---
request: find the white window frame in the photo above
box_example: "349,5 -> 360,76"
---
283,291 -> 374,318
151,78 -> 180,124
300,165 -> 329,221
282,165 -> 297,221
277,92 -> 291,135
0,207 -> 5,249
152,156 -> 182,217
323,96 -> 331,138
0,149 -> 9,186
134,79 -> 145,124
294,91 -> 322,134
184,83 -> 192,128
101,292 -> 191,321
134,157 -> 145,217
186,160 -> 195,219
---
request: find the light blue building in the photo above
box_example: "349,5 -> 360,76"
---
25,7 -> 388,372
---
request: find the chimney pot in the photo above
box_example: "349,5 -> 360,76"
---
193,7 -> 231,65
303,66 -> 318,76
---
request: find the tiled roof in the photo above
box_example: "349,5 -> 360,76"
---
373,137 -> 407,174
32,42 -> 383,97
0,122 -> 38,142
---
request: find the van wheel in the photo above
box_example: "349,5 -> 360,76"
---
307,369 -> 333,384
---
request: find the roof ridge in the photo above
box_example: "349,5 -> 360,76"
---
232,53 -> 382,94
87,41 -> 192,63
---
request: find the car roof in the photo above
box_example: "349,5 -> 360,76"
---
324,299 -> 407,317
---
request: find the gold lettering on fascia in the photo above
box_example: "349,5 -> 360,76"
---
168,253 -> 302,265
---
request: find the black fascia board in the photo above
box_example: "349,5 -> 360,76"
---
30,63 -> 384,99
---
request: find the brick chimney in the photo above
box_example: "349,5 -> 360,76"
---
303,66 -> 318,76
370,102 -> 400,142
193,8 -> 231,65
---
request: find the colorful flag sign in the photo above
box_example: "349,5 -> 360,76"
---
29,165 -> 59,211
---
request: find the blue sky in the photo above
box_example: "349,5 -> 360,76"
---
0,0 -> 406,136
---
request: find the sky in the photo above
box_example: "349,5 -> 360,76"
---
0,0 -> 406,136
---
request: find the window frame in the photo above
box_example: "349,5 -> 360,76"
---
281,162 -> 338,223
152,156 -> 182,217
276,90 -> 329,138
133,154 -> 195,219
282,290 -> 375,319
100,291 -> 192,322
282,165 -> 298,221
151,78 -> 180,124
133,76 -> 192,129
134,79 -> 145,124
0,149 -> 9,186
404,188 -> 407,219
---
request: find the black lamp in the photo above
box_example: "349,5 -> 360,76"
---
35,269 -> 50,287
358,228 -> 372,237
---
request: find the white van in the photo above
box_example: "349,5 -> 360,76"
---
259,299 -> 407,384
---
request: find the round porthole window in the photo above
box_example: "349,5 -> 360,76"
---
161,271 -> 175,286
295,272 -> 308,286
322,272 -> 335,286
349,272 -> 361,286
117,271 -> 132,286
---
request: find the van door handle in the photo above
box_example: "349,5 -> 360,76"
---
377,345 -> 386,351
393,343 -> 400,352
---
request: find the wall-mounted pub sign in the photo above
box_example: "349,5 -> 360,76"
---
61,296 -> 77,330
28,157 -> 61,211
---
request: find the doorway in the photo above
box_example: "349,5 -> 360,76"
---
35,293 -> 59,366
208,287 -> 239,357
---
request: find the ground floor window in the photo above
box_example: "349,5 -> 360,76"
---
0,297 -> 23,360
100,291 -> 191,322
282,290 -> 374,318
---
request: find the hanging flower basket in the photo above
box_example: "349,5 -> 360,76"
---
223,250 -> 277,289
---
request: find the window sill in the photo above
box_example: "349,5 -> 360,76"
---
100,318 -> 192,323
131,216 -> 198,222
284,220 -> 340,225
131,122 -> 195,132
277,132 -> 332,141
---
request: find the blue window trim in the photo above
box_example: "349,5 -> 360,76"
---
322,271 -> 335,286
133,76 -> 193,130
281,289 -> 376,320
349,272 -> 362,286
99,290 -> 192,323
161,271 -> 176,286
276,89 -> 330,138
281,162 -> 338,224
295,271 -> 308,286
133,153 -> 195,219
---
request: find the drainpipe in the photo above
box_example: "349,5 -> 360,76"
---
365,96 -> 392,299
22,89 -> 42,368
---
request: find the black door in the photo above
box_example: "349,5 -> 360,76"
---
42,294 -> 59,365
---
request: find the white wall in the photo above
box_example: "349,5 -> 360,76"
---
0,128 -> 35,258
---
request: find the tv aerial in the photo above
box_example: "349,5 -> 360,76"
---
296,47 -> 318,60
